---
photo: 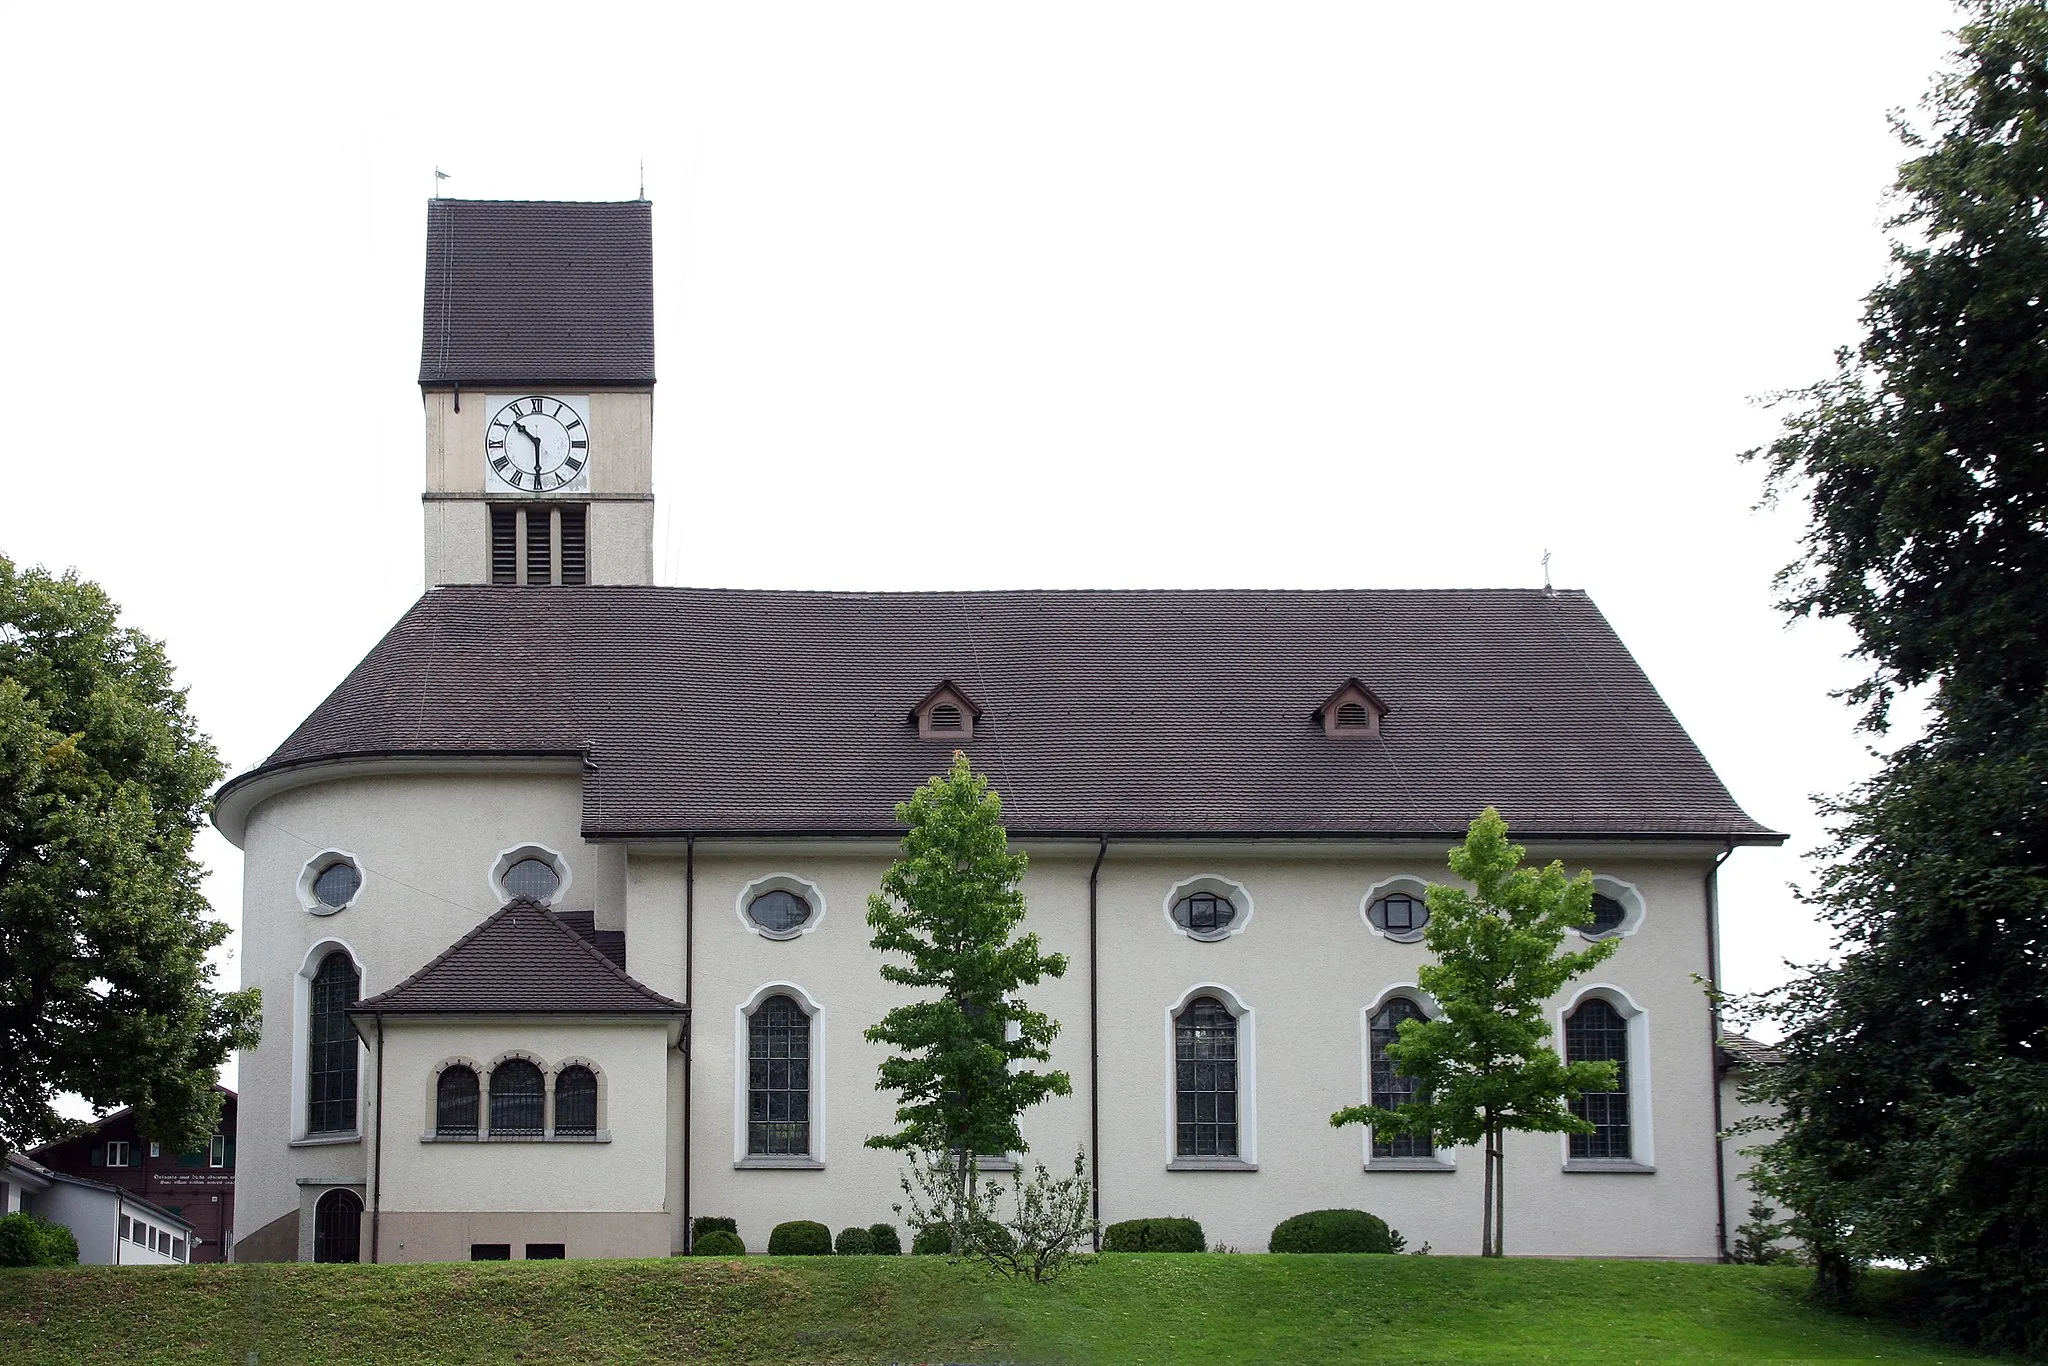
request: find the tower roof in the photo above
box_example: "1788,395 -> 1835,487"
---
419,199 -> 654,388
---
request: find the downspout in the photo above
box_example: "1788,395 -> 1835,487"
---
1706,840 -> 1734,1262
371,1014 -> 385,1264
682,835 -> 695,1253
1088,836 -> 1107,1251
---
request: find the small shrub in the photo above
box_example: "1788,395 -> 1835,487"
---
0,1212 -> 79,1267
835,1226 -> 876,1255
912,1223 -> 953,1255
767,1220 -> 832,1256
1269,1208 -> 1399,1254
693,1229 -> 746,1257
691,1215 -> 738,1245
868,1223 -> 902,1256
1103,1217 -> 1205,1252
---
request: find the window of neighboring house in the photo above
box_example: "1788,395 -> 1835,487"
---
1565,998 -> 1631,1159
748,994 -> 812,1156
436,1066 -> 480,1138
1369,997 -> 1434,1160
1174,996 -> 1239,1157
15,1192 -> 30,1217
525,1243 -> 566,1260
488,1060 -> 545,1138
471,1243 -> 511,1261
554,1066 -> 598,1137
307,951 -> 361,1134
106,1140 -> 131,1168
171,1238 -> 185,1261
148,1142 -> 159,1159
209,1134 -> 227,1168
312,1189 -> 362,1263
119,1215 -> 130,1241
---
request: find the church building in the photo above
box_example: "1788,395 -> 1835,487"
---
217,198 -> 1781,1263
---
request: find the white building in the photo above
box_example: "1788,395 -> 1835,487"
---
4,1154 -> 195,1265
217,199 -> 1782,1263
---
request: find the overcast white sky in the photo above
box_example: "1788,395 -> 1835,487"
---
1,3 -> 1963,1088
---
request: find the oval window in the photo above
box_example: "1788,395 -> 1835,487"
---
747,889 -> 812,936
1369,891 -> 1428,937
504,857 -> 562,902
1171,892 -> 1237,938
312,861 -> 362,910
1581,892 -> 1626,937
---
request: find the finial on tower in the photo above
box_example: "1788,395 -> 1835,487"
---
1542,549 -> 1554,596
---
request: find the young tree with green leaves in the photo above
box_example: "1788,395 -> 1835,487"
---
0,555 -> 260,1160
865,753 -> 1072,1244
1739,2 -> 2048,1350
1331,808 -> 1619,1256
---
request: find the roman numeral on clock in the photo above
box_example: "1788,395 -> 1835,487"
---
570,440 -> 587,449
491,456 -> 513,474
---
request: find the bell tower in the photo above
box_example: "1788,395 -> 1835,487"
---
418,198 -> 655,588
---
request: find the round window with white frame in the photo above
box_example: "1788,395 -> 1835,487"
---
1163,875 -> 1253,942
489,844 -> 572,906
1575,876 -> 1645,940
296,851 -> 364,916
736,873 -> 827,940
1360,875 -> 1433,943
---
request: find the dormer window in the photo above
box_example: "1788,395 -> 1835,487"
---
1316,679 -> 1389,740
910,681 -> 982,741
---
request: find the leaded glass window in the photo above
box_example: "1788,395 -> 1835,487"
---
1369,892 -> 1428,936
1171,893 -> 1236,938
555,1065 -> 598,1136
746,890 -> 811,936
1370,997 -> 1433,1159
489,1059 -> 545,1138
436,1066 -> 479,1138
1175,996 -> 1239,1157
307,952 -> 360,1134
312,1189 -> 361,1263
312,860 -> 361,909
748,994 -> 811,1155
1580,892 -> 1626,937
1566,998 -> 1631,1159
504,857 -> 561,902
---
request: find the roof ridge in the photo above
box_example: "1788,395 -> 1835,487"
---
353,898 -> 684,1014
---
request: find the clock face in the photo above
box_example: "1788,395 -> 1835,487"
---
485,395 -> 590,493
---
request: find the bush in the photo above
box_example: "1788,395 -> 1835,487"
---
1269,1209 -> 1400,1254
912,1223 -> 953,1255
1102,1217 -> 1204,1253
834,1226 -> 876,1255
691,1215 -> 738,1245
692,1229 -> 745,1257
0,1212 -> 79,1267
868,1222 -> 902,1256
767,1220 -> 832,1256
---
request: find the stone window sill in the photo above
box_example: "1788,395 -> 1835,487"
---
735,1155 -> 825,1170
1167,1157 -> 1258,1172
1563,1159 -> 1656,1175
1365,1158 -> 1456,1173
419,1131 -> 612,1144
288,1132 -> 360,1148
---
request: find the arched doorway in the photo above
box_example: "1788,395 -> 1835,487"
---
312,1188 -> 362,1263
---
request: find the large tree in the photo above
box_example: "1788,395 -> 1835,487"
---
1331,809 -> 1619,1256
864,753 -> 1071,1237
0,555 -> 259,1159
1742,1 -> 2048,1352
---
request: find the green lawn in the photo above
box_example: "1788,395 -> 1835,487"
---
0,1254 -> 2009,1365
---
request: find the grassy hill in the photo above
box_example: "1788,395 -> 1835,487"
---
0,1254 -> 2010,1365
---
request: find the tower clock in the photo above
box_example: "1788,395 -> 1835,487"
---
484,394 -> 592,495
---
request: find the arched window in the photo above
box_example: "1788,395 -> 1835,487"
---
1174,996 -> 1239,1157
307,952 -> 360,1134
1369,997 -> 1433,1159
436,1066 -> 479,1138
555,1065 -> 598,1136
489,1059 -> 545,1138
748,994 -> 811,1155
312,1188 -> 362,1263
1565,998 -> 1630,1159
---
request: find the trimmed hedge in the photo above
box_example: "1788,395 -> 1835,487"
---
1269,1208 -> 1399,1254
692,1229 -> 746,1257
834,1226 -> 876,1255
767,1220 -> 833,1256
911,1223 -> 953,1255
0,1213 -> 79,1267
1102,1217 -> 1205,1253
868,1222 -> 902,1256
690,1215 -> 738,1245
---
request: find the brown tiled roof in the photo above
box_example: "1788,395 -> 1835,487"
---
1718,1033 -> 1786,1069
419,199 -> 654,387
229,586 -> 1780,844
551,909 -> 626,969
351,899 -> 685,1015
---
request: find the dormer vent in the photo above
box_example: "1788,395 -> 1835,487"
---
910,681 -> 982,742
1315,678 -> 1389,740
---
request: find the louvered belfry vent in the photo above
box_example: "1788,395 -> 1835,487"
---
526,508 -> 553,585
560,506 -> 588,585
490,508 -> 518,585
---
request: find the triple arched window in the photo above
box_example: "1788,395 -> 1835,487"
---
307,952 -> 360,1135
435,1059 -> 604,1139
1565,997 -> 1631,1159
